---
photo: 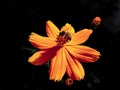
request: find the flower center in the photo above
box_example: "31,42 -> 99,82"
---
56,31 -> 71,46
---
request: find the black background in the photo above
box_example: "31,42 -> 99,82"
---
0,0 -> 118,90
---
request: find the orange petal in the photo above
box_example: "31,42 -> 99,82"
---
28,46 -> 59,65
68,29 -> 93,45
64,49 -> 85,80
61,23 -> 75,34
46,20 -> 59,39
65,45 -> 100,63
29,32 -> 57,49
74,59 -> 85,79
49,48 -> 67,82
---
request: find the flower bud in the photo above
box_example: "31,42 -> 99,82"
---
91,16 -> 101,26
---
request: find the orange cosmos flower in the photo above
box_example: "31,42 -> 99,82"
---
28,20 -> 101,82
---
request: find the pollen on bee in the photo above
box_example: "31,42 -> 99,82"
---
56,31 -> 71,45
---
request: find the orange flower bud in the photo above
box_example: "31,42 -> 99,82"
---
65,78 -> 73,86
92,16 -> 101,26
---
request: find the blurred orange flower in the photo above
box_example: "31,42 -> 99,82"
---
28,20 -> 100,82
